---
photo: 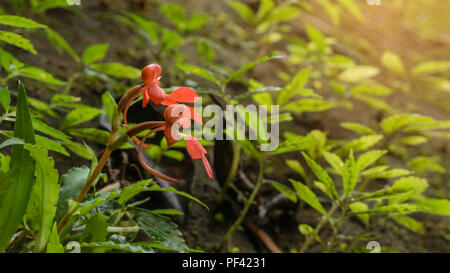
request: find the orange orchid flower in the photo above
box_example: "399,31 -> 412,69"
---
120,63 -> 201,148
133,103 -> 213,181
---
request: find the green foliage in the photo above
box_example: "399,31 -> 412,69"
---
0,1 -> 448,254
289,179 -> 328,218
0,82 -> 36,251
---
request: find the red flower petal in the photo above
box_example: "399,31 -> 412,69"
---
164,121 -> 182,146
142,63 -> 161,84
186,137 -> 213,179
188,106 -> 203,125
186,137 -> 207,159
162,87 -> 199,105
202,155 -> 214,179
147,84 -> 167,105
142,87 -> 150,108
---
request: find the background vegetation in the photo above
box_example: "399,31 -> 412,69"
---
0,0 -> 449,253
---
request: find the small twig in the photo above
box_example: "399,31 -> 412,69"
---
243,220 -> 282,253
129,163 -> 144,181
238,170 -> 255,190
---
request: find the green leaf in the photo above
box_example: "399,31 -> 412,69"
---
0,48 -> 24,72
318,0 -> 340,26
32,0 -> 70,12
306,24 -> 326,52
337,0 -> 364,21
265,179 -> 297,203
186,13 -> 210,31
78,191 -> 120,218
51,94 -> 81,105
322,151 -> 344,175
340,135 -> 384,152
163,150 -> 184,161
0,15 -> 47,29
176,63 -> 221,86
256,0 -> 275,21
47,223 -> 64,253
277,67 -> 312,105
338,65 -> 379,83
0,82 -> 36,251
0,137 -> 25,150
196,39 -> 215,62
228,0 -> 256,24
380,114 -> 435,134
272,134 -> 315,155
82,43 -> 109,64
24,145 -> 60,252
381,51 -> 405,75
392,216 -> 424,234
45,28 -> 79,61
0,31 -> 36,54
285,159 -> 306,179
224,55 -> 282,85
124,12 -> 159,44
160,29 -> 183,51
0,153 -> 10,174
32,118 -> 71,142
17,66 -> 67,85
398,135 -> 428,146
81,213 -> 108,244
61,106 -> 103,129
90,63 -> 141,79
364,168 -> 412,179
132,208 -> 189,253
411,199 -> 450,216
342,151 -> 358,196
354,204 -> 419,215
152,209 -> 184,216
35,135 -> 69,156
159,4 -> 186,28
353,93 -> 394,113
356,150 -> 387,172
63,141 -> 95,160
356,176 -> 428,202
350,84 -> 392,96
1,131 -> 69,157
411,60 -> 450,75
27,97 -> 60,118
118,179 -> 152,206
349,202 -> 369,226
298,224 -> 322,244
408,156 -> 445,174
283,99 -> 336,113
340,122 -> 376,135
289,179 -> 328,218
302,152 -> 339,200
148,184 -> 208,210
80,241 -> 154,253
55,166 -> 89,222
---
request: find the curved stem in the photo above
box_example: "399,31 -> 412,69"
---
217,141 -> 241,205
138,127 -> 179,183
219,160 -> 264,251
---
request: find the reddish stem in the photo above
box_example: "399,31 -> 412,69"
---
138,127 -> 179,183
